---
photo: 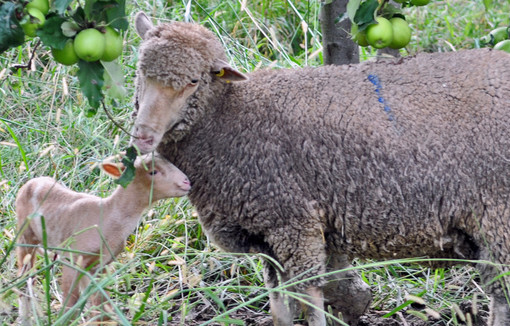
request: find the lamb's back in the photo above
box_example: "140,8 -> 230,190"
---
16,177 -> 101,247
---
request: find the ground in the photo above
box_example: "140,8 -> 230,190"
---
166,301 -> 489,325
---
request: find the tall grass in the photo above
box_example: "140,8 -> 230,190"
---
1,0 -> 509,325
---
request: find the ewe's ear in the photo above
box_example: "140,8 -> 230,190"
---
101,162 -> 125,179
212,59 -> 248,82
135,12 -> 154,40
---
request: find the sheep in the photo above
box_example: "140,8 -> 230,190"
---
130,11 -> 510,326
15,153 -> 190,322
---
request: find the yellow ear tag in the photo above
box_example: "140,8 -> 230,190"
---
216,69 -> 225,77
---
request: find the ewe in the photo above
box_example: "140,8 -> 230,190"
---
131,12 -> 510,326
16,154 -> 190,322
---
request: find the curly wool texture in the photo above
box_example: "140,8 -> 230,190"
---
137,22 -> 227,89
136,19 -> 510,324
159,49 -> 510,282
135,22 -> 227,140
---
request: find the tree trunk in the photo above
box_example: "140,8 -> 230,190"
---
319,0 -> 359,65
319,4 -> 372,324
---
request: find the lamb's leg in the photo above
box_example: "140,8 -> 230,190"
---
322,254 -> 371,325
89,286 -> 112,313
17,236 -> 38,325
18,277 -> 35,326
62,256 -> 116,321
85,271 -> 113,321
61,263 -> 83,309
263,261 -> 295,326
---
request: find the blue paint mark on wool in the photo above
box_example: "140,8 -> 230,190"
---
368,74 -> 395,122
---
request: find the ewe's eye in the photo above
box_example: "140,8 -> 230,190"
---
149,170 -> 158,176
190,79 -> 199,85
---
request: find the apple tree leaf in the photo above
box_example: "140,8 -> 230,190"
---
37,15 -> 69,50
77,60 -> 105,112
115,146 -> 137,188
70,7 -> 87,26
61,21 -> 79,37
105,0 -> 128,31
380,4 -> 402,19
83,0 -> 127,30
84,0 -> 98,21
53,0 -> 74,14
102,61 -> 126,99
353,0 -> 379,31
346,0 -> 362,23
0,2 -> 25,53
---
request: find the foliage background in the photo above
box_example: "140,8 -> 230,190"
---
1,0 -> 510,325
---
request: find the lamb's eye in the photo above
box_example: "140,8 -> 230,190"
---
149,170 -> 158,176
190,79 -> 199,85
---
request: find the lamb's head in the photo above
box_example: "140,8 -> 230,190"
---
102,153 -> 191,200
131,12 -> 248,153
134,154 -> 191,200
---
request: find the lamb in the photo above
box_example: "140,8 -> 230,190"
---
15,153 -> 190,322
130,11 -> 510,326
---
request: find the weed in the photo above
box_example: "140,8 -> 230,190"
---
1,0 -> 508,325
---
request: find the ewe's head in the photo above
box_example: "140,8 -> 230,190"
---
131,12 -> 248,153
102,154 -> 191,200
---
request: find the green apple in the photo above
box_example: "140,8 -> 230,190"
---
410,0 -> 431,6
26,0 -> 49,15
351,24 -> 369,47
366,16 -> 393,49
74,28 -> 105,62
489,26 -> 509,45
21,7 -> 45,37
494,40 -> 510,53
101,26 -> 123,62
393,0 -> 407,3
389,17 -> 411,49
51,39 -> 79,65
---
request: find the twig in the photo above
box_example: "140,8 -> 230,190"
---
397,311 -> 409,326
10,40 -> 41,73
101,100 -> 138,138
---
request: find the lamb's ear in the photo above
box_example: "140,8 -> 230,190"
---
211,59 -> 248,82
135,12 -> 154,40
101,162 -> 125,179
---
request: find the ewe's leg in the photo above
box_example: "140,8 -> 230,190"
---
477,255 -> 510,326
322,254 -> 371,325
488,295 -> 510,326
263,261 -> 295,326
303,286 -> 327,326
268,222 -> 328,326
474,215 -> 510,326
